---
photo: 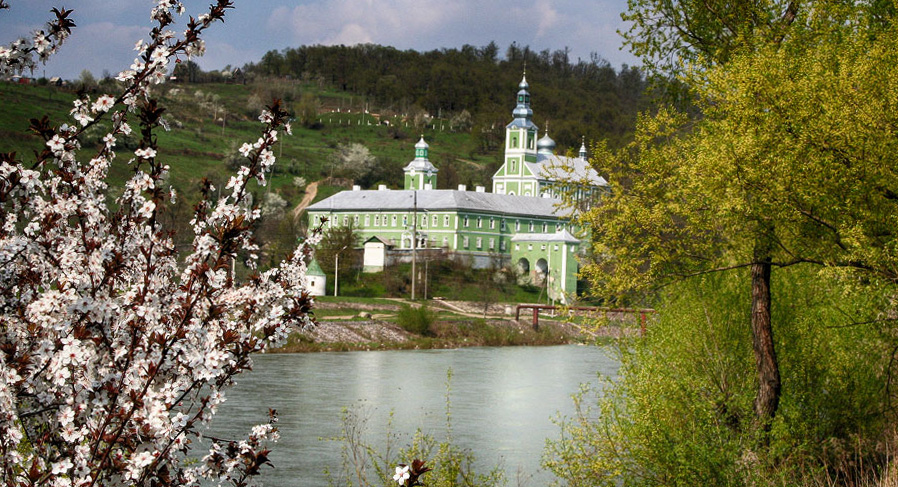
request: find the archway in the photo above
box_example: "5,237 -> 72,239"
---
517,258 -> 530,276
535,258 -> 548,283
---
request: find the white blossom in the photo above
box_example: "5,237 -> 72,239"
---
393,465 -> 411,485
47,135 -> 66,155
92,95 -> 115,113
135,147 -> 157,159
0,4 -> 313,485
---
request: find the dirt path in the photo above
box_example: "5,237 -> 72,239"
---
384,297 -> 512,320
291,180 -> 319,222
456,158 -> 484,169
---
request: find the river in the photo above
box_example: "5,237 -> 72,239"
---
205,345 -> 619,486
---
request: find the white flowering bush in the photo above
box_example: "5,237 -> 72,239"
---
0,1 -> 318,486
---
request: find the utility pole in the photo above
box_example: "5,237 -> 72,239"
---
334,251 -> 339,297
411,190 -> 417,300
334,244 -> 347,297
424,257 -> 429,300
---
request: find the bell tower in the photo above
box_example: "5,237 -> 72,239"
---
403,136 -> 438,190
496,71 -> 539,195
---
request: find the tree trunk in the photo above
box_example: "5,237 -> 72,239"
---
750,238 -> 781,428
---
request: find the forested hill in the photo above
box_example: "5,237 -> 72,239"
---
241,43 -> 647,149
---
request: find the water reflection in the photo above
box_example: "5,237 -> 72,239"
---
205,345 -> 619,486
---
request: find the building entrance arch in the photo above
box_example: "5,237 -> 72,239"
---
535,258 -> 548,283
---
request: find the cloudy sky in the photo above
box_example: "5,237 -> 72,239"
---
1,0 -> 639,80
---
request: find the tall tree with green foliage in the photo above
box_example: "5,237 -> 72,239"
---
584,0 -> 898,429
316,224 -> 361,292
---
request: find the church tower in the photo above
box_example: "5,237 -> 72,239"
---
493,72 -> 539,195
403,136 -> 438,190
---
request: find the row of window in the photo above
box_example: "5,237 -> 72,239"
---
514,243 -> 572,252
315,213 -> 567,234
461,236 -> 507,251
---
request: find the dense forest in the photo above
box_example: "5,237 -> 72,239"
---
238,42 -> 647,150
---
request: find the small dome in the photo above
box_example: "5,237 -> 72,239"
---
518,74 -> 529,90
415,136 -> 429,149
537,133 -> 556,154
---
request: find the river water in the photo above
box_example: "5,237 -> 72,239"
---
205,345 -> 619,486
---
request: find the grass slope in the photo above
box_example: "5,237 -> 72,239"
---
0,79 -> 500,213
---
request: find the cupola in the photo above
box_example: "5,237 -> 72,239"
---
537,130 -> 556,155
404,136 -> 438,190
512,74 -> 533,121
414,136 -> 429,159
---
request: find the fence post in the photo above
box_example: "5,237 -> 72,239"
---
532,307 -> 540,331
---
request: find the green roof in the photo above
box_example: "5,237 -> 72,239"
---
307,258 -> 326,276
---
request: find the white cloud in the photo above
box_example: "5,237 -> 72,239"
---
534,1 -> 562,39
331,23 -> 374,46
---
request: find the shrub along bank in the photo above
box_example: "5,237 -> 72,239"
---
544,267 -> 897,486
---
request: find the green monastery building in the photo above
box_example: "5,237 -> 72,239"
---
307,75 -> 607,303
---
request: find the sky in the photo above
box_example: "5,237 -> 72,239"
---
0,0 -> 640,81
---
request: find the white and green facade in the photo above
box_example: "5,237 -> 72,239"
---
307,74 -> 606,303
492,76 -> 607,202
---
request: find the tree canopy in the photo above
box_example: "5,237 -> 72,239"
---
583,0 -> 898,424
244,43 -> 648,149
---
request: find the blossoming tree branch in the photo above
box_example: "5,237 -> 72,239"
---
0,1 -> 320,486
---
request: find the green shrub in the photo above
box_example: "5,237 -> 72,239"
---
396,304 -> 436,336
544,268 -> 895,487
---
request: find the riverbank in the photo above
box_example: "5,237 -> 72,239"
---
271,298 -> 639,353
272,318 -> 583,352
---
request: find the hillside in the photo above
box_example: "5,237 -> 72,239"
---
1,53 -> 645,270
242,42 -> 648,151
1,79 -> 498,209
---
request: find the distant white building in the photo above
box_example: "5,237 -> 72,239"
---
304,259 -> 327,296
